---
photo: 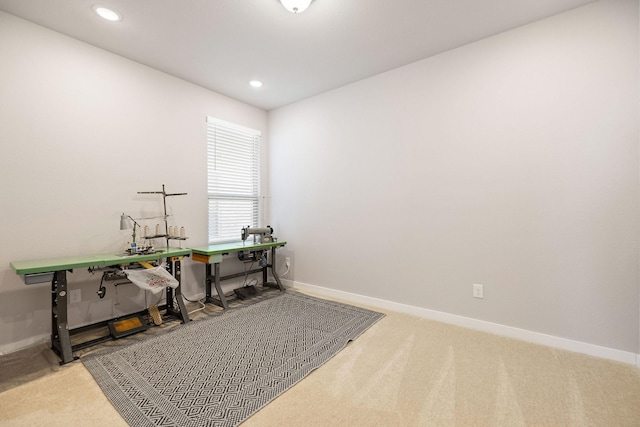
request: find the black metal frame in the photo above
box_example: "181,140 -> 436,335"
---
205,245 -> 285,310
49,257 -> 190,365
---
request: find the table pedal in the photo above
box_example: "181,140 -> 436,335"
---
108,315 -> 148,338
234,285 -> 257,300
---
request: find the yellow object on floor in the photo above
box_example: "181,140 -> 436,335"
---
112,317 -> 143,334
108,316 -> 149,339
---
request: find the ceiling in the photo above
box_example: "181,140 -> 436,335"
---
0,0 -> 596,111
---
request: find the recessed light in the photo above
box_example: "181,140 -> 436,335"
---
249,80 -> 263,88
93,5 -> 122,22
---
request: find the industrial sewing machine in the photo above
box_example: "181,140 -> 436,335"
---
241,225 -> 275,244
238,225 -> 275,264
236,226 -> 277,298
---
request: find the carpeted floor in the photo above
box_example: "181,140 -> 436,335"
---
1,289 -> 640,426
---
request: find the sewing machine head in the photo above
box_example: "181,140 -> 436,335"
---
241,226 -> 274,244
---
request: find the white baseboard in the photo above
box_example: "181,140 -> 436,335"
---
286,280 -> 639,367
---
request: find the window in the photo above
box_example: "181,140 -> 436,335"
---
206,117 -> 261,243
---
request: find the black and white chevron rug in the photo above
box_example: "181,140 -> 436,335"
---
83,292 -> 384,427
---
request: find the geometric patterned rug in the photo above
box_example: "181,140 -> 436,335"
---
83,292 -> 384,426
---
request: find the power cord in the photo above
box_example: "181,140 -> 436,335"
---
242,259 -> 257,288
276,253 -> 290,278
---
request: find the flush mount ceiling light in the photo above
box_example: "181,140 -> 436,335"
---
249,80 -> 263,88
280,0 -> 312,14
93,5 -> 122,21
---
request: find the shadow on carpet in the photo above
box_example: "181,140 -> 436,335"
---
83,292 -> 384,427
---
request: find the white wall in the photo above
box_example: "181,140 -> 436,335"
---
0,11 -> 268,354
1,1 -> 638,360
269,0 -> 640,354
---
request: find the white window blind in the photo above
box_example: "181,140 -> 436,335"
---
206,117 -> 261,243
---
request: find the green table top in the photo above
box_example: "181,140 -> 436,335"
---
190,240 -> 286,256
10,247 -> 191,275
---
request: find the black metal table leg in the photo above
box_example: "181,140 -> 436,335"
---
206,262 -> 229,309
51,270 -> 75,364
165,258 -> 190,323
270,246 -> 285,291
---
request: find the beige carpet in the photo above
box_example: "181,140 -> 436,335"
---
1,290 -> 639,426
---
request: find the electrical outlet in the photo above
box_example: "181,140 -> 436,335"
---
473,284 -> 484,299
285,257 -> 291,268
70,289 -> 82,304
